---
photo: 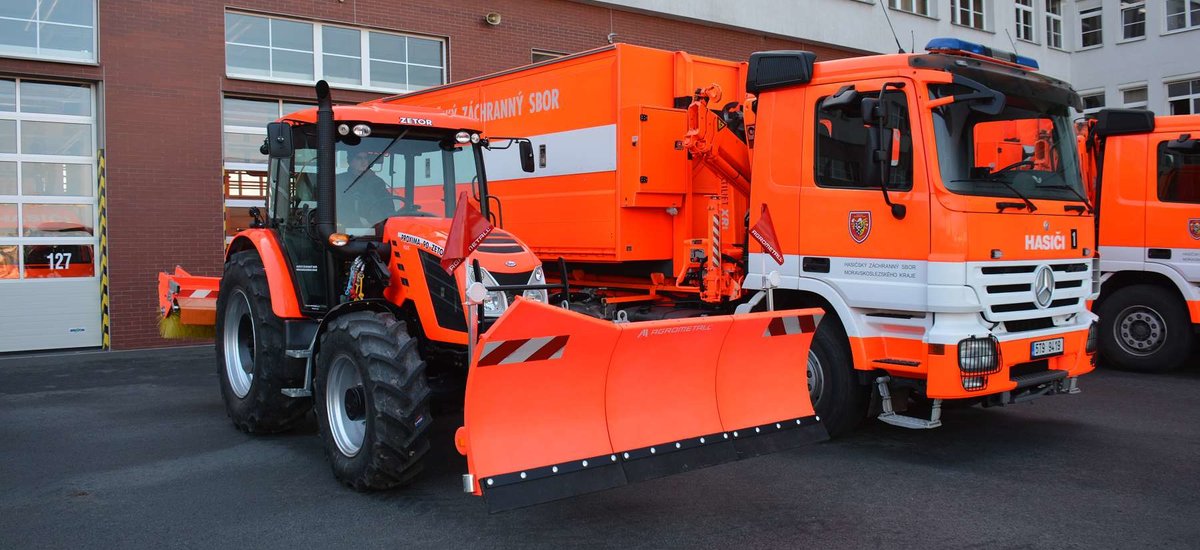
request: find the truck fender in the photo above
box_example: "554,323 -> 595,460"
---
226,229 -> 304,319
777,277 -> 872,373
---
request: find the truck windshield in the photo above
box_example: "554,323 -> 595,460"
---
287,127 -> 480,232
930,83 -> 1085,207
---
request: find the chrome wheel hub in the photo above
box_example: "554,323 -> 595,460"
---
1115,305 -> 1166,357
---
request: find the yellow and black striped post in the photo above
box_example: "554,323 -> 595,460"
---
98,149 -> 110,350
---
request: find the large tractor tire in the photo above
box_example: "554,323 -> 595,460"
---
1097,284 -> 1194,372
314,311 -> 432,490
806,319 -> 867,438
215,251 -> 311,433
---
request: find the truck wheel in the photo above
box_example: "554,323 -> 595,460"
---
314,311 -> 432,490
1097,285 -> 1194,372
807,320 -> 866,438
215,251 -> 310,433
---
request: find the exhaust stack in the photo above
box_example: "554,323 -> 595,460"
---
315,80 -> 337,244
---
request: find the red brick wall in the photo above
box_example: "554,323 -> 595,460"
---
0,0 -> 860,350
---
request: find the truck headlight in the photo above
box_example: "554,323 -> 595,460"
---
958,336 -> 1001,391
466,267 -> 508,317
523,266 -> 549,303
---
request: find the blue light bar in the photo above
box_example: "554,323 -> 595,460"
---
925,37 -> 1040,70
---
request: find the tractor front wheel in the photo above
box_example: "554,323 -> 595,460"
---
215,251 -> 310,433
314,311 -> 432,490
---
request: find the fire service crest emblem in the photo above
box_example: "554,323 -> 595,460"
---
849,211 -> 872,244
1190,219 -> 1200,240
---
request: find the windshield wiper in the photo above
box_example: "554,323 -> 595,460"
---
1035,182 -> 1094,214
950,177 -> 1039,213
344,129 -> 408,193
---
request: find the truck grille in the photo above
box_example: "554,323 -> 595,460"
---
972,260 -> 1091,326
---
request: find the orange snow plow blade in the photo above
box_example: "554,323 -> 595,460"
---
458,299 -> 826,512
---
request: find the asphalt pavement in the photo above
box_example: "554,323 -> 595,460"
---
1,346 -> 1198,549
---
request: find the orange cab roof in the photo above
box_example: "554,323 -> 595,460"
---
1154,114 -> 1200,133
281,103 -> 480,131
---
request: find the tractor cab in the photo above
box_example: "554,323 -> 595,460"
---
261,85 -> 540,345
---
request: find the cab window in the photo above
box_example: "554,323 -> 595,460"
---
814,90 -> 913,190
1157,140 -> 1200,204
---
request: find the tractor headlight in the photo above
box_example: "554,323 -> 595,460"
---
466,267 -> 508,317
523,266 -> 549,303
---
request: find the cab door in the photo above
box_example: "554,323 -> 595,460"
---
797,78 -> 932,312
1145,133 -> 1200,283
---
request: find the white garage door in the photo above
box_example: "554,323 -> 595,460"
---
0,78 -> 101,353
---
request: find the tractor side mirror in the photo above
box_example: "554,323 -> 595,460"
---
518,140 -> 536,173
264,122 -> 293,159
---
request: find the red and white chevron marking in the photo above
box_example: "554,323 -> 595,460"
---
763,314 -> 822,337
478,335 -> 570,366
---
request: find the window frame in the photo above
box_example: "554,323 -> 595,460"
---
887,0 -> 933,18
1079,6 -> 1104,50
1166,78 -> 1200,116
1121,85 -> 1149,109
0,0 -> 99,65
1165,0 -> 1200,33
951,0 -> 988,31
1079,90 -> 1106,114
1045,0 -> 1064,49
531,49 -> 566,64
1015,0 -> 1037,42
224,10 -> 447,94
1120,0 -> 1147,41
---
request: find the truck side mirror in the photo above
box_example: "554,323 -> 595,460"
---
518,140 -> 536,173
861,88 -> 907,220
265,122 -> 293,159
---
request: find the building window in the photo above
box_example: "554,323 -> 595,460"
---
1121,1 -> 1146,39
0,0 -> 97,63
1081,92 -> 1106,114
1168,79 -> 1200,115
952,0 -> 987,30
1045,0 -> 1064,48
1015,0 -> 1036,41
1123,86 -> 1148,109
888,0 -> 931,16
222,97 -> 313,240
224,12 -> 446,93
531,49 -> 565,64
1167,0 -> 1200,31
1080,7 -> 1103,48
0,78 -> 97,279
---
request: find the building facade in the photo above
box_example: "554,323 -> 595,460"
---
1,0 -> 1195,353
0,0 -> 859,352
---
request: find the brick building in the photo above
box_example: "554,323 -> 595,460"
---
0,0 -> 859,352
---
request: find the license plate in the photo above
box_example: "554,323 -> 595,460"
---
1031,337 -> 1064,358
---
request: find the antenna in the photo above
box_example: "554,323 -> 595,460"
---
1005,28 -> 1019,54
878,1 -> 906,54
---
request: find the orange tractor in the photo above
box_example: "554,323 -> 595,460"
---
389,39 -> 1099,437
159,82 -> 825,510
1075,110 -> 1200,371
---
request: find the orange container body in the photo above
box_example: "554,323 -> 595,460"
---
382,44 -> 748,277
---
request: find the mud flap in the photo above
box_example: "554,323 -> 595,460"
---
459,300 -> 827,512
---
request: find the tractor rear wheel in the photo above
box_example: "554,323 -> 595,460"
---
314,310 -> 432,490
215,251 -> 310,433
807,319 -> 866,438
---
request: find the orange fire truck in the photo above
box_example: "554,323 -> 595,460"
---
386,39 -> 1099,437
1077,110 -> 1200,371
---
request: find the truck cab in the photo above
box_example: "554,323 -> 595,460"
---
744,40 -> 1097,428
1086,111 -> 1200,371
